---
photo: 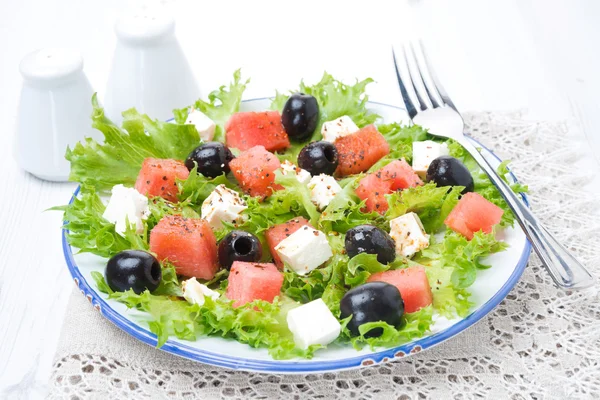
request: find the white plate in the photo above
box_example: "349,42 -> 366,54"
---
63,99 -> 530,373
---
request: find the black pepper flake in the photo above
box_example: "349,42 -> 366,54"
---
162,176 -> 167,181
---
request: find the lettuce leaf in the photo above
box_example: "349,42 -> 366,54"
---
340,306 -> 434,350
66,95 -> 202,191
369,123 -> 430,171
53,185 -> 148,258
94,273 -> 318,359
173,69 -> 248,142
385,183 -> 463,234
177,165 -> 238,206
270,73 -> 380,161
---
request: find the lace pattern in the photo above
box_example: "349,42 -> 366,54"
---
48,112 -> 600,400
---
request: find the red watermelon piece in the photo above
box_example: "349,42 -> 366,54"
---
367,267 -> 433,313
444,192 -> 504,240
135,158 -> 189,202
334,125 -> 390,176
265,217 -> 312,269
355,160 -> 422,215
225,111 -> 290,152
380,159 -> 423,190
226,261 -> 284,307
355,173 -> 392,215
229,145 -> 282,199
149,215 -> 219,280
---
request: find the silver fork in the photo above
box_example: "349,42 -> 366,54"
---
392,41 -> 595,290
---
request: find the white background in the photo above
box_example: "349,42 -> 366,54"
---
0,0 -> 599,398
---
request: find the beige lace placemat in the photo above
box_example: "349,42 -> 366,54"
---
48,112 -> 600,400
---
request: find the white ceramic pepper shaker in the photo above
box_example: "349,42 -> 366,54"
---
104,10 -> 200,123
15,48 -> 98,182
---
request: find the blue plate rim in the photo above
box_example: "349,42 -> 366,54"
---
62,99 -> 531,373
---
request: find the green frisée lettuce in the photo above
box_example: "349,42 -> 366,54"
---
53,185 -> 148,258
67,71 -> 247,191
368,123 -> 430,171
339,306 -> 434,351
173,69 -> 249,142
92,273 -> 318,359
66,96 -> 202,191
271,73 -> 380,161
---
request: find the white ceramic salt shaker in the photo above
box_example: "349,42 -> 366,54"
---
104,11 -> 200,122
15,48 -> 98,182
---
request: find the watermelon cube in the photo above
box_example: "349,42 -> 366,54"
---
229,145 -> 282,199
334,125 -> 390,176
135,158 -> 189,202
225,111 -> 290,152
355,159 -> 422,215
149,215 -> 219,280
367,267 -> 433,313
444,192 -> 504,240
265,217 -> 312,269
355,173 -> 393,215
380,159 -> 423,190
226,261 -> 284,307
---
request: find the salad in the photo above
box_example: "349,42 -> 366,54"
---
57,70 -> 526,360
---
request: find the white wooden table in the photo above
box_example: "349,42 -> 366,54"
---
1,1 -> 599,398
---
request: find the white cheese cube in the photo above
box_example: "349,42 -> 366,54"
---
280,160 -> 311,184
389,212 -> 430,257
102,184 -> 149,235
201,184 -> 247,230
185,108 -> 216,141
275,226 -> 333,275
307,174 -> 342,210
182,277 -> 220,306
412,140 -> 449,178
287,298 -> 341,349
321,115 -> 359,142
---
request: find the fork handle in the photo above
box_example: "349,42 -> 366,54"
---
458,139 -> 595,290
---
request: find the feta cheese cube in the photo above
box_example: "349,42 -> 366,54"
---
275,226 -> 333,275
321,115 -> 359,142
412,140 -> 449,178
286,298 -> 341,349
389,212 -> 430,257
102,184 -> 149,235
201,184 -> 247,230
185,108 -> 216,141
182,277 -> 220,306
280,160 -> 311,184
307,174 -> 342,210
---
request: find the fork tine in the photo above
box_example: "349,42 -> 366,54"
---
392,47 -> 418,119
416,40 -> 458,112
408,42 -> 442,109
403,43 -> 432,113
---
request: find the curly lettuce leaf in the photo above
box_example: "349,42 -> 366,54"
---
66,95 -> 202,191
340,306 -> 434,350
385,183 -> 463,234
416,230 -> 508,317
93,273 -> 318,359
53,185 -> 148,258
271,73 -> 380,161
369,123 -> 430,171
177,165 -> 238,206
173,69 -> 248,142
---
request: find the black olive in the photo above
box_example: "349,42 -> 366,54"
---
426,156 -> 474,194
345,225 -> 396,264
297,141 -> 339,176
281,92 -> 319,141
218,230 -> 263,269
185,142 -> 235,178
105,250 -> 162,294
340,282 -> 404,337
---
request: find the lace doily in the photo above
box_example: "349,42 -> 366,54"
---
48,112 -> 600,400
